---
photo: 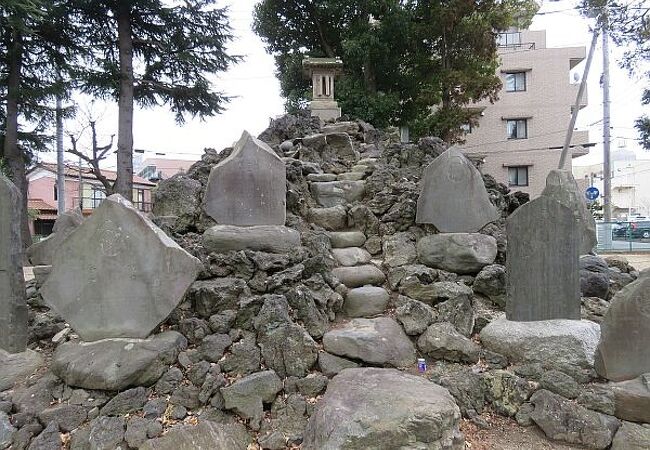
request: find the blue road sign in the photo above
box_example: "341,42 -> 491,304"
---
585,186 -> 600,201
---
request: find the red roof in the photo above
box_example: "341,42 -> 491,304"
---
28,198 -> 57,211
34,163 -> 156,186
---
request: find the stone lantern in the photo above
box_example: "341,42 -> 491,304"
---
302,56 -> 344,122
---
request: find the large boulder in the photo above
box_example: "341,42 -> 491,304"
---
303,368 -> 463,450
595,269 -> 650,381
322,318 -> 416,367
580,255 -> 610,299
480,318 -> 600,381
610,374 -> 650,423
41,195 -> 202,341
52,331 -> 186,391
415,147 -> 499,233
417,233 -> 497,275
0,349 -> 43,391
140,421 -> 251,450
203,224 -> 301,254
152,175 -> 202,231
530,389 -> 619,449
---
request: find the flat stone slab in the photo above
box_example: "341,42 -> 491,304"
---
327,231 -> 366,248
506,196 -> 580,321
595,269 -> 650,381
344,286 -> 389,317
331,247 -> 371,266
303,368 -> 462,449
417,233 -> 497,274
309,206 -> 348,231
416,147 -> 499,232
610,374 -> 650,423
0,174 -> 28,353
52,331 -> 186,391
332,264 -> 385,288
542,169 -> 597,255
41,195 -> 202,341
140,421 -> 250,450
322,317 -> 416,367
480,318 -> 600,379
310,180 -> 365,207
203,224 -> 301,254
0,349 -> 43,391
27,209 -> 83,266
203,131 -> 286,226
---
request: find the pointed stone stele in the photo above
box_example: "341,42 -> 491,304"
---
0,175 -> 43,390
506,196 -> 580,321
201,131 -> 300,253
416,146 -> 499,233
541,169 -> 597,255
0,174 -> 28,353
203,130 -> 286,226
41,194 -> 202,341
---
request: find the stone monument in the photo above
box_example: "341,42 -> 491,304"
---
541,169 -> 597,255
0,174 -> 28,353
303,57 -> 344,122
202,131 -> 300,253
41,194 -> 202,341
506,196 -> 580,321
416,146 -> 499,232
595,269 -> 650,381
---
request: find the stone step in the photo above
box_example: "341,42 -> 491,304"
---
350,164 -> 372,174
344,286 -> 390,318
327,231 -> 366,248
307,173 -> 337,182
331,247 -> 371,267
308,206 -> 348,231
332,265 -> 385,288
322,317 -> 416,367
336,172 -> 365,181
310,180 -> 365,208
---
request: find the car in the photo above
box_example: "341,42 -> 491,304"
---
614,221 -> 650,239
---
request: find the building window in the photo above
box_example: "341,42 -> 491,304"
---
508,166 -> 529,186
506,119 -> 528,139
505,72 -> 526,92
53,185 -> 58,201
497,32 -> 521,47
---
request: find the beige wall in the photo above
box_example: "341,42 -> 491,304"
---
460,29 -> 590,197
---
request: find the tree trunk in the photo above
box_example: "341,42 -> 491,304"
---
114,4 -> 134,201
4,28 -> 32,247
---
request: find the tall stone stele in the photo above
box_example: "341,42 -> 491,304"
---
416,146 -> 499,233
303,56 -> 344,122
202,131 -> 300,254
0,174 -> 28,353
506,195 -> 581,321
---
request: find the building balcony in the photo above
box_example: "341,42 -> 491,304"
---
569,83 -> 588,109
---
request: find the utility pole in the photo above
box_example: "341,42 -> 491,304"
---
56,97 -> 65,215
602,14 -> 612,222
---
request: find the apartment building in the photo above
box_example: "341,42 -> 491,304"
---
460,29 -> 591,197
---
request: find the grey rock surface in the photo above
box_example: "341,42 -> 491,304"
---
344,286 -> 389,318
417,233 -> 497,275
472,264 -> 506,307
221,370 -> 283,430
0,412 -> 14,449
52,331 -> 186,391
27,208 -> 83,266
394,295 -> 437,335
310,180 -> 365,207
480,318 -> 600,380
0,349 -> 43,391
317,352 -> 359,378
610,374 -> 650,423
203,131 -> 286,225
611,421 -> 650,450
257,322 -> 319,378
506,196 -> 580,321
0,174 -> 28,353
203,224 -> 301,254
303,368 -> 462,450
41,195 -> 202,340
541,169 -> 597,255
327,231 -> 366,248
140,421 -> 251,450
332,264 -> 385,288
595,269 -> 650,381
331,247 -> 371,267
152,175 -> 202,231
309,206 -> 348,231
382,232 -> 417,268
416,147 -> 499,232
530,389 -> 619,449
417,322 -> 481,363
323,317 -> 416,367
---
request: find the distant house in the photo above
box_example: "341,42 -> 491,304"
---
27,163 -> 156,237
136,157 -> 197,182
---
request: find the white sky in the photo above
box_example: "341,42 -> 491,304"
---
46,0 -> 649,169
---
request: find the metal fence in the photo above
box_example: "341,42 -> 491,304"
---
596,221 -> 650,252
